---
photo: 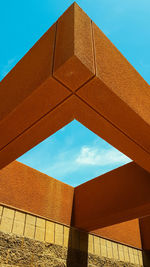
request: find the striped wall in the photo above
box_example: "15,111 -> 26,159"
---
0,204 -> 143,266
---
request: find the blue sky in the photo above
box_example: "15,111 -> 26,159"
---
17,120 -> 131,186
1,0 -> 149,186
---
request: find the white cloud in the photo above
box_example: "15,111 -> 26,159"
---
38,145 -> 131,180
76,146 -> 131,166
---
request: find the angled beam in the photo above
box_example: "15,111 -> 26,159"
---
76,21 -> 150,172
0,23 -> 71,155
0,96 -> 77,169
72,162 -> 150,231
74,95 -> 150,173
0,91 -> 150,173
0,2 -> 150,173
53,3 -> 95,90
77,22 -> 150,154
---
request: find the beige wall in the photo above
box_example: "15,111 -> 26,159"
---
0,204 -> 143,266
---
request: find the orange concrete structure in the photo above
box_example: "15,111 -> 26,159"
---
0,3 -> 149,172
73,162 -> 150,230
94,219 -> 142,249
0,161 -> 142,249
0,161 -> 74,225
0,1 -> 150,254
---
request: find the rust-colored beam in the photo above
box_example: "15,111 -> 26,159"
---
94,219 -> 142,249
0,2 -> 150,173
77,23 -> 150,155
0,97 -> 75,169
0,24 -> 71,153
73,162 -> 150,231
76,21 -> 150,172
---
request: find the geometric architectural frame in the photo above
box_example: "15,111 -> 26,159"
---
0,160 -> 142,249
1,160 -> 150,233
0,3 -> 150,172
0,2 -> 150,236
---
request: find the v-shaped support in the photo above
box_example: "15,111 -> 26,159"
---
0,2 -> 150,173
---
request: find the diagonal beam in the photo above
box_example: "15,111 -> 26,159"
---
0,96 -> 77,169
0,23 -> 71,154
72,162 -> 150,231
74,95 -> 150,173
0,91 -> 150,172
76,21 -> 150,172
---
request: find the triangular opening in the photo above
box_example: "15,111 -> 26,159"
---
17,120 -> 132,187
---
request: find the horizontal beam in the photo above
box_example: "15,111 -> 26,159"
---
0,161 -> 74,225
93,219 -> 141,249
72,162 -> 150,231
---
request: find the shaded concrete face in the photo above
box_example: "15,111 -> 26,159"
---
73,162 -> 150,230
94,220 -> 142,249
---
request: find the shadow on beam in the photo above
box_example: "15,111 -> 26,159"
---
72,162 -> 150,231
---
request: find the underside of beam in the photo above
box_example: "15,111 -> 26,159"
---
72,162 -> 150,231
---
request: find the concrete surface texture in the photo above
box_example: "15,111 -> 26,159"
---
0,205 -> 143,266
0,1 -> 150,262
0,161 -> 74,226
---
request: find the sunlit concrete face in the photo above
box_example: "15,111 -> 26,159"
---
17,120 -> 131,186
